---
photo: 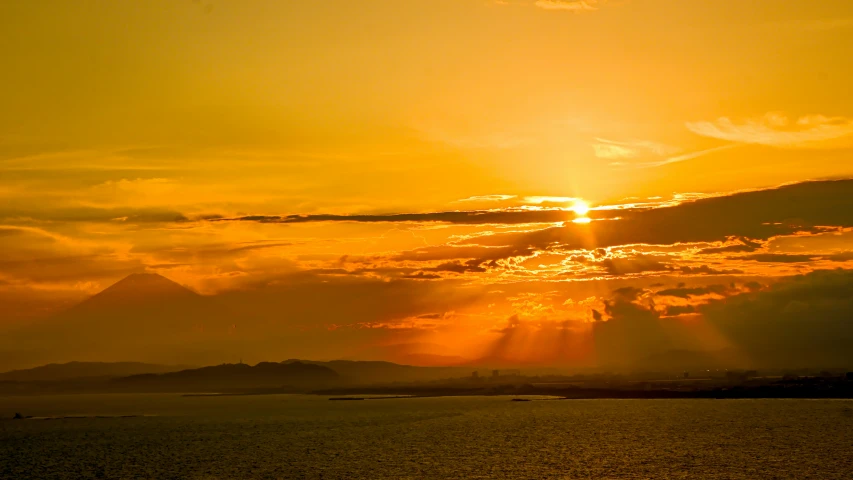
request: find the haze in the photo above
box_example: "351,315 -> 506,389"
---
3,0 -> 853,371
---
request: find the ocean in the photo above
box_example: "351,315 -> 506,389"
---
1,394 -> 851,479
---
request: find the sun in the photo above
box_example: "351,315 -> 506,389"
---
572,200 -> 590,217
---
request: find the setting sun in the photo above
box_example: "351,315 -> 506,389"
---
572,200 -> 591,217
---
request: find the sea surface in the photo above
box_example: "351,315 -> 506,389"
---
1,394 -> 851,479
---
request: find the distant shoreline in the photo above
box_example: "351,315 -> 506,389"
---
310,383 -> 853,400
176,387 -> 853,400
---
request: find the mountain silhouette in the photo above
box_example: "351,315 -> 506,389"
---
2,273 -> 245,369
53,273 -> 226,337
70,273 -> 199,312
0,361 -> 192,382
1,274 -> 489,371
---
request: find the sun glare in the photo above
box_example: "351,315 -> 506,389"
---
572,200 -> 590,217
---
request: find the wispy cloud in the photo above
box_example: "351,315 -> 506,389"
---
631,144 -> 741,168
494,0 -> 608,13
611,111 -> 853,169
215,209 -> 590,226
593,138 -> 680,160
455,195 -> 517,203
523,196 -> 579,204
687,112 -> 853,148
534,0 -> 604,12
593,143 -> 638,159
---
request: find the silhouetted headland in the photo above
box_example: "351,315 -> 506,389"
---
112,361 -> 339,393
0,361 -> 192,382
0,359 -> 467,395
3,359 -> 852,399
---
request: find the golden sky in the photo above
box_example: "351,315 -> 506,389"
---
2,0 -> 853,369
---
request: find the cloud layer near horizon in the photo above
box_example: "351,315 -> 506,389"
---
3,179 -> 853,369
687,113 -> 853,148
3,0 -> 853,370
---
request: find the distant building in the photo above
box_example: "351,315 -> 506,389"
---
472,371 -> 479,379
683,372 -> 690,379
492,370 -> 500,378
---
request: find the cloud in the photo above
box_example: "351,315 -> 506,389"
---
593,138 -> 680,160
825,251 -> 853,262
426,261 -> 488,274
594,143 -> 638,160
394,244 -> 533,262
0,206 -> 190,223
594,255 -> 670,275
687,112 -> 853,148
656,285 -> 728,299
698,237 -> 763,255
578,253 -> 744,278
455,195 -> 517,203
676,265 -> 744,275
523,196 -> 579,204
603,139 -> 740,168
735,253 -> 818,263
132,241 -> 296,264
6,179 -> 851,326
733,252 -> 853,264
218,208 -> 602,225
214,178 -> 848,230
220,180 -> 853,264
215,274 -> 487,333
212,178 -> 853,230
592,269 -> 853,368
462,180 -> 853,269
634,144 -> 740,168
662,305 -> 697,317
701,269 -> 853,367
448,195 -> 585,211
494,0 -> 609,12
0,269 -> 494,367
534,0 -> 604,11
593,289 -> 694,365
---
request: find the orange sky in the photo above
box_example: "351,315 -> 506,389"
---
2,0 -> 853,369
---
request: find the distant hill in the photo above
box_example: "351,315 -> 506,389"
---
637,349 -> 749,372
0,359 -> 474,394
286,359 -> 471,385
112,361 -> 339,392
0,361 -> 192,382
